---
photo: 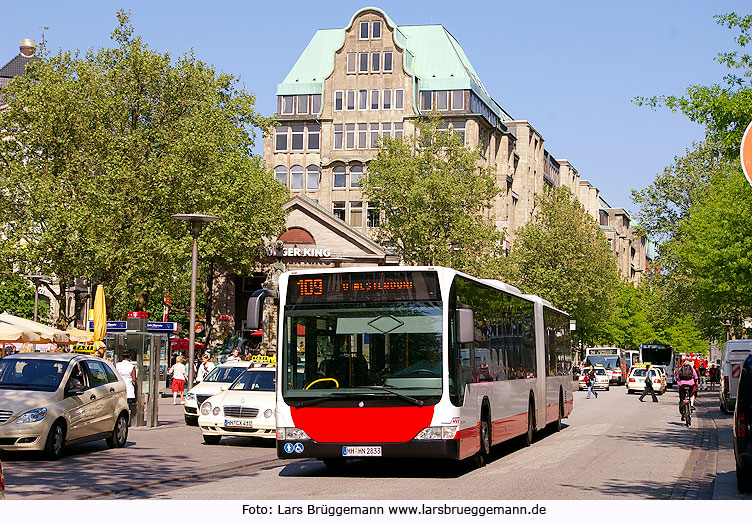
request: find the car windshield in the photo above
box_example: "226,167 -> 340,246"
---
593,369 -> 606,376
202,365 -> 245,383
0,358 -> 69,392
229,370 -> 275,391
631,369 -> 647,377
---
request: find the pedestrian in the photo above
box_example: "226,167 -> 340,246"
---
115,351 -> 137,423
586,365 -> 598,399
225,348 -> 241,363
196,354 -> 215,382
168,355 -> 188,404
698,362 -> 707,391
19,342 -> 33,353
639,363 -> 659,402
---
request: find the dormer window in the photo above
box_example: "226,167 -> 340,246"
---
360,21 -> 369,39
372,21 -> 382,39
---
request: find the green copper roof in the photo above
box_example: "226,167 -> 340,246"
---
276,7 -> 512,122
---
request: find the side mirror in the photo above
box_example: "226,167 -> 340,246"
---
220,384 -> 229,391
66,386 -> 86,396
245,289 -> 279,331
456,309 -> 474,344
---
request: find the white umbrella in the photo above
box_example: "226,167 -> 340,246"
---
0,321 -> 50,344
0,313 -> 72,344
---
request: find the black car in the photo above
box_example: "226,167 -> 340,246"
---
734,354 -> 752,491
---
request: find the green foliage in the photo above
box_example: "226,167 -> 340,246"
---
0,271 -> 37,319
0,11 -> 289,328
502,186 -> 620,345
361,115 -> 504,277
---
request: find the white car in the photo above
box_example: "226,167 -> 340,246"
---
184,362 -> 251,425
578,367 -> 610,390
0,353 -> 130,459
627,366 -> 667,395
198,366 -> 276,444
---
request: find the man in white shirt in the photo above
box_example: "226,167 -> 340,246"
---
225,348 -> 241,363
115,352 -> 137,422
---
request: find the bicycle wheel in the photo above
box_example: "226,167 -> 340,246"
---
685,404 -> 691,427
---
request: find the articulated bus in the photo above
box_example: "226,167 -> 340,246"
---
639,343 -> 677,387
584,347 -> 626,385
246,266 -> 574,466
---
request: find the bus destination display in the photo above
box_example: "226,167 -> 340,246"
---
288,271 -> 440,304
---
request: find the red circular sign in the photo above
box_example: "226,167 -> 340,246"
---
742,120 -> 752,186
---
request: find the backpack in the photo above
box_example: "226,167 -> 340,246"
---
678,364 -> 694,380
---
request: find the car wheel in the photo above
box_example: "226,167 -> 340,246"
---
44,420 -> 65,461
606,386 -> 610,391
737,461 -> 752,492
184,415 -> 198,426
203,434 -> 221,445
106,413 -> 129,448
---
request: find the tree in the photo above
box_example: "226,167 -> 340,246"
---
360,115 -> 504,277
502,186 -> 620,345
0,11 -> 289,328
0,270 -> 36,319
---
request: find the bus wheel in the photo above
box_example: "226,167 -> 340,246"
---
553,394 -> 563,433
523,401 -> 534,447
478,414 -> 491,465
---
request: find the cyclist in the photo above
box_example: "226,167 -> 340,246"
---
676,359 -> 698,420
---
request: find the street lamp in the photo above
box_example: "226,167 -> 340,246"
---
23,274 -> 52,322
171,213 -> 219,388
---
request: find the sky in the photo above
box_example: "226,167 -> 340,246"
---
2,0 -> 749,216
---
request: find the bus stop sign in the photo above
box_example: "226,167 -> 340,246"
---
742,120 -> 752,187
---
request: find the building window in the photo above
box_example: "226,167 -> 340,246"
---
334,124 -> 343,149
383,52 -> 393,72
307,125 -> 320,150
371,90 -> 379,110
359,89 -> 368,110
274,126 -> 288,151
306,165 -> 320,190
372,21 -> 382,39
297,95 -> 308,114
395,89 -> 404,109
291,126 -> 304,150
347,53 -> 356,74
334,91 -> 343,111
382,89 -> 392,110
333,201 -> 346,221
359,52 -> 369,73
370,123 -> 380,148
346,90 -> 355,111
281,96 -> 294,114
350,201 -> 363,227
350,164 -> 363,187
274,165 -> 287,186
450,121 -> 465,143
290,165 -> 304,190
436,91 -> 448,111
345,123 -> 355,149
451,90 -> 464,110
382,122 -> 392,139
311,94 -> 322,114
394,122 -> 403,137
358,123 -> 367,149
333,165 -> 346,188
359,21 -> 369,40
371,52 -> 380,72
367,201 -> 380,227
420,91 -> 432,111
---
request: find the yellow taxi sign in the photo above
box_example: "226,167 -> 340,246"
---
251,354 -> 276,365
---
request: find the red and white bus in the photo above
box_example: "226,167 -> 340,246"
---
585,347 -> 626,385
246,266 -> 575,466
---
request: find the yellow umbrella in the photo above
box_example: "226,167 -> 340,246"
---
92,285 -> 107,343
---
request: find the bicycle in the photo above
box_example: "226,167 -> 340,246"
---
679,384 -> 692,426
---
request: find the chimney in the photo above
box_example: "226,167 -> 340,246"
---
20,38 -> 36,57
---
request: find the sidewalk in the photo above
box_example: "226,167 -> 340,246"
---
709,390 -> 751,500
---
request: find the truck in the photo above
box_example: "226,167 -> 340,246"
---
720,339 -> 752,413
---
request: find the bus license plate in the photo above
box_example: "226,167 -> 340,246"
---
342,446 -> 381,457
225,419 -> 253,428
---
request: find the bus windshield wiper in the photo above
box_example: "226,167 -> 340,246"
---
364,385 -> 424,406
290,391 -> 374,407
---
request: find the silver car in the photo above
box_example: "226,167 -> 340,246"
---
0,353 -> 130,460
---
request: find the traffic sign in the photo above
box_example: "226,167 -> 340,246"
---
742,120 -> 752,186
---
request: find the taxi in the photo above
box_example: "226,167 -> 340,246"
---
578,366 -> 610,391
183,362 -> 250,425
627,364 -> 667,395
198,366 -> 276,444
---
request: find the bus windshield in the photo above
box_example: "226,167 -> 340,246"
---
586,355 -> 619,369
281,301 -> 443,403
641,345 -> 673,365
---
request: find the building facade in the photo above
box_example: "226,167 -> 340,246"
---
263,7 -> 652,281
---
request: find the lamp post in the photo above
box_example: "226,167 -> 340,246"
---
171,214 -> 219,388
23,274 -> 52,322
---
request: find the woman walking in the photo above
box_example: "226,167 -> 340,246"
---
168,355 -> 188,404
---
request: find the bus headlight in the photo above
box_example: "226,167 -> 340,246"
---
278,427 -> 311,440
415,426 -> 457,440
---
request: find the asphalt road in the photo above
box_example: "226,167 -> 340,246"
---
2,386 -> 749,500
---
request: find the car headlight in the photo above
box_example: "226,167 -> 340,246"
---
264,409 -> 273,418
212,407 -> 221,416
415,426 -> 457,440
15,407 -> 47,424
200,401 -> 212,415
185,393 -> 195,401
278,427 -> 310,440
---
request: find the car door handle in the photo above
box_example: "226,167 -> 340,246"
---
90,394 -> 97,400
109,387 -> 115,393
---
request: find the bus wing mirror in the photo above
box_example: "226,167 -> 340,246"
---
246,289 -> 279,331
456,309 -> 474,344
